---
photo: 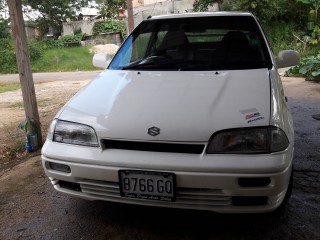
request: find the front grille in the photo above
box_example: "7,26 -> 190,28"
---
75,179 -> 232,208
103,139 -> 205,154
53,178 -> 274,211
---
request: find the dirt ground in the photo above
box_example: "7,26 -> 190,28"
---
0,72 -> 98,170
0,74 -> 319,239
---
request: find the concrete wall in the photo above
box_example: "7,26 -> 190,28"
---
62,0 -> 219,37
132,0 -> 168,8
130,0 -> 219,29
25,25 -> 39,39
62,20 -> 96,36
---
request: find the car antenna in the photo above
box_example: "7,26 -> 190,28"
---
148,0 -> 158,19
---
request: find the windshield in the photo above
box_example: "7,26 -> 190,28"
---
109,15 -> 272,71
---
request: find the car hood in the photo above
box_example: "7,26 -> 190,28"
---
58,69 -> 271,142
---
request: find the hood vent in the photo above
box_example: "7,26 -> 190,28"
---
103,139 -> 205,154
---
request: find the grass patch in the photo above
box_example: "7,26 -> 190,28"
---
37,99 -> 49,107
6,140 -> 25,161
10,99 -> 49,109
10,102 -> 24,108
31,45 -> 98,72
40,110 -> 52,117
0,122 -> 26,162
0,82 -> 20,93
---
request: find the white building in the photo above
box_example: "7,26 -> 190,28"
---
0,4 -> 41,21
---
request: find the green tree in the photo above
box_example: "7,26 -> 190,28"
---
276,0 -> 308,24
219,0 -> 307,23
229,0 -> 279,22
297,0 -> 320,22
0,0 -> 8,39
96,0 -> 126,18
22,0 -> 89,38
193,0 -> 222,11
0,19 -> 9,39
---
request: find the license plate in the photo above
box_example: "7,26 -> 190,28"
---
119,170 -> 176,202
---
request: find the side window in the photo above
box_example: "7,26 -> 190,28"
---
155,31 -> 167,48
131,32 -> 152,61
145,31 -> 167,55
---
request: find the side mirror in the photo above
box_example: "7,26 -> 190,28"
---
275,50 -> 300,68
92,53 -> 111,69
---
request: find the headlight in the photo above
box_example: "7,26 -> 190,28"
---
47,119 -> 99,147
206,126 -> 289,154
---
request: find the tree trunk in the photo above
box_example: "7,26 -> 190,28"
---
7,0 -> 43,146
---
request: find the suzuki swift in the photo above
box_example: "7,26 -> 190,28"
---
41,12 -> 300,213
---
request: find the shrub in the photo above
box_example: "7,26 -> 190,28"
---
0,38 -> 17,73
223,0 -> 279,22
41,39 -> 64,49
0,38 -> 45,73
222,0 -> 308,24
93,20 -> 127,39
262,21 -> 300,55
28,39 -> 44,61
59,33 -> 85,43
0,19 -> 10,39
285,54 -> 320,82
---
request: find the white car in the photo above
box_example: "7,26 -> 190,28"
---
42,12 -> 300,213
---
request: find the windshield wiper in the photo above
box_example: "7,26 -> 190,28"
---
122,62 -> 156,70
179,61 -> 270,71
122,56 -> 207,70
122,55 -> 172,70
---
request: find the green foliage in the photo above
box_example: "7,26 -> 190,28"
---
193,0 -> 222,11
95,0 -> 126,18
297,0 -> 320,12
28,39 -> 44,61
263,21 -> 299,54
0,38 -> 44,73
309,25 -> 320,45
35,18 -> 51,39
59,33 -> 85,43
0,36 -> 99,74
228,0 -> 279,22
31,45 -> 97,72
221,0 -> 308,24
0,38 -> 17,73
36,34 -> 86,49
0,83 -> 21,93
93,20 -> 127,38
274,0 -> 308,25
22,0 -> 89,37
286,54 -> 320,81
291,0 -> 320,50
0,19 -> 9,39
41,39 -> 64,48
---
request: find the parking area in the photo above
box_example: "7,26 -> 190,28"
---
0,76 -> 319,240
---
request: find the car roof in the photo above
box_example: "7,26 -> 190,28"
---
147,11 -> 254,20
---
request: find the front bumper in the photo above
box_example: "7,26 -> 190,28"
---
41,140 -> 293,213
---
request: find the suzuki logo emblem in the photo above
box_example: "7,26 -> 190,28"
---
148,126 -> 160,136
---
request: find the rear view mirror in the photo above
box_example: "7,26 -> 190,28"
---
275,50 -> 300,68
92,53 -> 111,69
